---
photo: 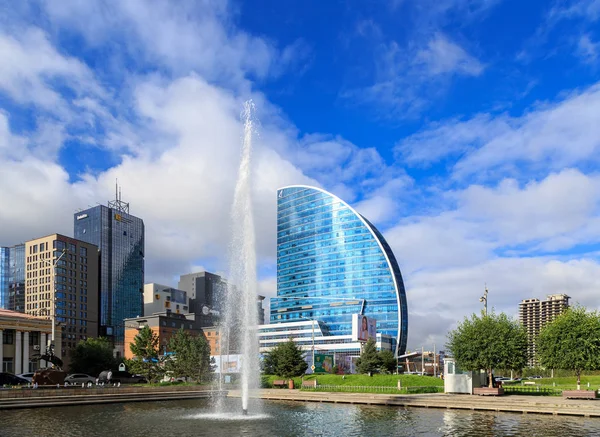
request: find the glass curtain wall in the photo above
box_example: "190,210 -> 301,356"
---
271,186 -> 408,356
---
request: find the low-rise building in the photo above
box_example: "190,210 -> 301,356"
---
257,320 -> 393,373
0,309 -> 55,374
123,311 -> 206,359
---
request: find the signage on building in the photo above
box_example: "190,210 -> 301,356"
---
313,354 -> 333,373
76,214 -> 88,220
114,213 -> 122,222
352,314 -> 377,342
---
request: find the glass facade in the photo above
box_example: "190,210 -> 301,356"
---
74,205 -> 144,343
0,244 -> 25,312
0,247 -> 8,309
271,186 -> 408,356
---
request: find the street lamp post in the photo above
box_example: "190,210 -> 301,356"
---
480,285 -> 489,316
39,248 -> 67,356
298,316 -> 316,373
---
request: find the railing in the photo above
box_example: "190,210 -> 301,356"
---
503,386 -> 562,396
0,384 -> 217,400
301,384 -> 443,394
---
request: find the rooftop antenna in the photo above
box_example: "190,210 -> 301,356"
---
108,178 -> 130,214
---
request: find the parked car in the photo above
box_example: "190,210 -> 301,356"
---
0,373 -> 30,386
17,372 -> 35,382
99,371 -> 147,384
64,373 -> 96,385
527,375 -> 543,379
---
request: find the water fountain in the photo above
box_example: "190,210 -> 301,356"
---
218,100 -> 261,416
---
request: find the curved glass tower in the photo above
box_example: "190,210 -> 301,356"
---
271,185 -> 408,356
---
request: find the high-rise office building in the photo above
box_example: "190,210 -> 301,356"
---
0,244 -> 25,312
178,271 -> 227,317
24,234 -> 99,365
519,293 -> 570,366
271,185 -> 409,356
74,189 -> 144,352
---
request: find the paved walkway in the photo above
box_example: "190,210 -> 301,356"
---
0,389 -> 219,410
228,389 -> 600,418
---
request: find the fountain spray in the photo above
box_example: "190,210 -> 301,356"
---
222,100 -> 260,416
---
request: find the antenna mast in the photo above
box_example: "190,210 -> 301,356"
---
108,179 -> 130,214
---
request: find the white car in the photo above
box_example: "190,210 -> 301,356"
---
17,372 -> 35,382
65,373 -> 96,385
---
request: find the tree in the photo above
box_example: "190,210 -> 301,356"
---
261,350 -> 277,375
447,312 -> 527,388
266,338 -> 307,378
128,326 -> 162,382
537,306 -> 600,390
356,338 -> 382,376
379,350 -> 397,374
165,329 -> 213,383
69,337 -> 116,376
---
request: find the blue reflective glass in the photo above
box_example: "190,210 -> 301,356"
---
74,205 -> 144,343
271,186 -> 408,355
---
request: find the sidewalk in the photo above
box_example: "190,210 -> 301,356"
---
228,389 -> 600,417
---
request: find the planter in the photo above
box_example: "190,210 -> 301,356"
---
562,390 -> 596,399
473,387 -> 504,396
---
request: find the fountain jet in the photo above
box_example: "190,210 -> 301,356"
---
216,100 -> 261,417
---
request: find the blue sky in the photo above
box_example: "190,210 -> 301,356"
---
1,0 -> 600,349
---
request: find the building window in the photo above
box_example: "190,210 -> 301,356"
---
2,358 -> 14,373
29,332 -> 40,345
3,330 -> 14,345
69,243 -> 76,252
80,247 -> 87,256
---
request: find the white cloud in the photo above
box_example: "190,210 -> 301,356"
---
396,82 -> 600,178
0,27 -> 103,112
345,33 -> 484,117
578,34 -> 599,64
395,113 -> 510,165
548,0 -> 600,23
384,168 -> 600,348
38,0 -> 309,85
414,34 -> 484,77
405,257 -> 600,350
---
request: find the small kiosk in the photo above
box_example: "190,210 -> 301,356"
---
443,358 -> 486,394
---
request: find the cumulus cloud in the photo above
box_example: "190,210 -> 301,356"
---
37,0 -> 310,86
404,257 -> 600,350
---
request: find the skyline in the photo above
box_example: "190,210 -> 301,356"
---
1,0 -> 599,351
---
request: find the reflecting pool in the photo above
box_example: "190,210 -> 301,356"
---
2,398 -> 600,436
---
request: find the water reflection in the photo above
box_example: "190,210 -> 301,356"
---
1,398 -> 600,437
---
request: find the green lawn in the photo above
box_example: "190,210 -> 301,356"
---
262,374 -> 443,389
526,376 -> 600,390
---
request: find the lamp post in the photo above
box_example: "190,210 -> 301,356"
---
480,285 -> 489,316
298,316 -> 316,373
39,248 -> 67,355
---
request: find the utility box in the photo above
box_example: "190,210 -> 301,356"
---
443,358 -> 486,394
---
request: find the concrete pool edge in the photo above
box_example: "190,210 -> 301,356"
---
0,390 -> 222,410
227,389 -> 600,418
